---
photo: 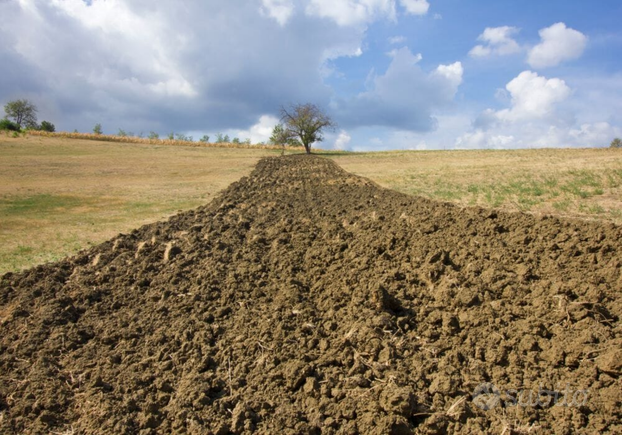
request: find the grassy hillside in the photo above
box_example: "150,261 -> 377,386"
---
1,136 -> 620,274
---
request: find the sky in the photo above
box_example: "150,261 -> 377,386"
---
1,0 -> 621,151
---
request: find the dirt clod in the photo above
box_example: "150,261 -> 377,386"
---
1,155 -> 620,434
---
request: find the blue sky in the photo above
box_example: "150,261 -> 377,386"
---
1,0 -> 621,150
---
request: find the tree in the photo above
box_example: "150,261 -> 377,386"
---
39,121 -> 55,132
118,128 -> 128,137
93,123 -> 103,135
269,123 -> 297,155
148,131 -> 160,140
199,135 -> 210,143
4,99 -> 38,129
611,138 -> 622,148
280,103 -> 335,154
269,123 -> 295,145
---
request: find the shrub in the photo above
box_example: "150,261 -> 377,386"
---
39,121 -> 55,132
93,123 -> 103,135
611,138 -> 622,148
148,131 -> 160,140
200,135 -> 210,143
0,118 -> 20,131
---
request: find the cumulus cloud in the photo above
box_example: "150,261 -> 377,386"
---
483,71 -> 571,124
233,115 -> 280,144
527,22 -> 587,68
260,0 -> 295,26
399,0 -> 429,16
456,121 -> 620,149
334,48 -> 462,131
334,130 -> 352,150
469,26 -> 521,58
306,0 -> 396,27
456,70 -> 619,149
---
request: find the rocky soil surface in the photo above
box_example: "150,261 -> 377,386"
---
1,155 -> 620,434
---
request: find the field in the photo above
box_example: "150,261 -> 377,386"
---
331,148 -> 622,222
1,136 -> 621,275
0,136 -> 276,274
2,155 -> 620,433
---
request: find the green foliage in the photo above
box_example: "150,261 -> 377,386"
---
0,118 -> 20,132
232,137 -> 241,144
223,134 -> 230,143
269,123 -> 296,146
4,99 -> 38,129
611,138 -> 622,148
93,123 -> 103,135
175,133 -> 193,142
148,131 -> 160,140
199,135 -> 210,143
39,121 -> 55,132
167,132 -> 175,140
117,128 -> 128,137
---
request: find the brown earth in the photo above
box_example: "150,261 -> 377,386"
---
0,156 -> 620,434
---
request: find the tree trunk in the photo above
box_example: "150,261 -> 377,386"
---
303,142 -> 311,154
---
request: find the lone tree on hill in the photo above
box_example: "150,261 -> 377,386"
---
4,99 -> 38,129
280,103 -> 336,154
611,138 -> 622,148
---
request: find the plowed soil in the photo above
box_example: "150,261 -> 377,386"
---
1,156 -> 620,434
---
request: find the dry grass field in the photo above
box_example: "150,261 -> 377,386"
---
331,148 -> 622,223
0,135 -> 276,274
1,135 -> 621,274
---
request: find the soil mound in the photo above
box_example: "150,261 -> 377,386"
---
1,156 -> 620,434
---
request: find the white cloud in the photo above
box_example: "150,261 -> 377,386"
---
334,130 -> 352,150
456,122 -> 620,149
334,48 -> 463,131
455,70 -> 620,149
527,22 -> 587,68
435,61 -> 464,89
0,0 -> 377,134
568,122 -> 621,146
455,130 -> 516,149
489,71 -> 571,123
234,114 -> 280,144
388,35 -> 406,45
260,0 -> 295,26
306,0 -> 396,27
469,26 -> 521,58
399,0 -> 429,15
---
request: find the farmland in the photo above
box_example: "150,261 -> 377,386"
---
1,135 -> 621,274
2,154 -> 620,434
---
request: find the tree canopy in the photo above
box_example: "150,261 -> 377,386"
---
4,99 -> 38,129
280,103 -> 335,154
